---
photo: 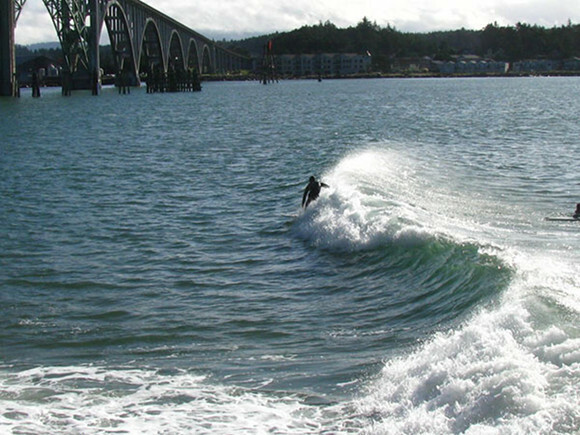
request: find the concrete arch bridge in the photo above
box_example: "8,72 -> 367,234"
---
0,0 -> 249,95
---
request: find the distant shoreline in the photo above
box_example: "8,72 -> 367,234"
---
202,70 -> 580,82
20,70 -> 580,90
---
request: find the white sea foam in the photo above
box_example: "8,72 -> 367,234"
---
0,366 -> 348,434
292,148 -> 580,434
295,148 -> 437,251
304,148 -> 580,434
3,150 -> 577,434
354,293 -> 580,434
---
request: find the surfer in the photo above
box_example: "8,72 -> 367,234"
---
302,176 -> 329,209
574,203 -> 580,219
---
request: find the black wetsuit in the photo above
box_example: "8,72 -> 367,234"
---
302,179 -> 329,208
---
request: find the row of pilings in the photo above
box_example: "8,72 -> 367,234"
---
145,66 -> 202,94
11,67 -> 203,96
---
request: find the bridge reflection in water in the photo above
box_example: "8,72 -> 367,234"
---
0,0 -> 250,96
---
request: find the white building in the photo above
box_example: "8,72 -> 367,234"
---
435,57 -> 509,74
512,59 -> 560,73
275,53 -> 371,77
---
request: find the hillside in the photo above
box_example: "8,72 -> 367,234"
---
224,18 -> 580,71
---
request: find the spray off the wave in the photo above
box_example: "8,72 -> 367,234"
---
296,148 -> 580,433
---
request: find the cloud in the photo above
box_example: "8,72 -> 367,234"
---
494,0 -> 577,27
14,0 -> 56,44
147,0 -> 338,36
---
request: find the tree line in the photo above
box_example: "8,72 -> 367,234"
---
16,18 -> 580,75
225,18 -> 580,72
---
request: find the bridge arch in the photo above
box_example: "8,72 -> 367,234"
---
103,0 -> 138,85
201,45 -> 212,74
167,30 -> 185,71
1,0 -> 250,95
187,39 -> 200,73
138,18 -> 163,74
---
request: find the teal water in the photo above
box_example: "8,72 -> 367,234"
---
1,78 -> 579,433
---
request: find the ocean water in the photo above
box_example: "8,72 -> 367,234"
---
0,77 -> 579,434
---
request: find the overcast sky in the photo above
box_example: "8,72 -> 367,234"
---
14,0 -> 580,45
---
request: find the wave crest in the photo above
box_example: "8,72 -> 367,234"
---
294,149 -> 434,252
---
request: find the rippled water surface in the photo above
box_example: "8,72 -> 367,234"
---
1,77 -> 579,433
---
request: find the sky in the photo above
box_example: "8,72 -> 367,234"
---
14,0 -> 580,45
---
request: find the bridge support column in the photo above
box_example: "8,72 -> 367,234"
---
89,0 -> 100,95
0,0 -> 17,97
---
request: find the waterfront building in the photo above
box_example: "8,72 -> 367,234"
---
275,53 -> 371,77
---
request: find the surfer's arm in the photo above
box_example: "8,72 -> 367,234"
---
302,188 -> 309,207
321,182 -> 329,188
